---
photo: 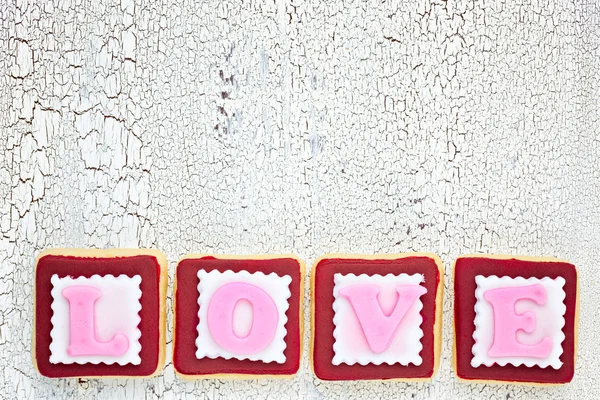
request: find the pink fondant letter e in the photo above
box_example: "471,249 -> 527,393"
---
62,286 -> 129,357
339,284 -> 427,353
484,284 -> 552,358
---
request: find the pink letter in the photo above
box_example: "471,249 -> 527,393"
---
207,282 -> 278,354
339,284 -> 427,353
62,286 -> 129,357
484,284 -> 552,358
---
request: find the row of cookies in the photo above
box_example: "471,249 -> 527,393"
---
33,249 -> 578,385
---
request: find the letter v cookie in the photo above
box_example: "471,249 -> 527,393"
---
311,253 -> 444,381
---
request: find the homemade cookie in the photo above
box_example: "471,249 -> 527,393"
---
453,255 -> 579,385
311,253 -> 444,381
33,248 -> 168,378
173,255 -> 305,379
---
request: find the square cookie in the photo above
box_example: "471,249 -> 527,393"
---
33,249 -> 168,378
453,255 -> 579,385
173,255 -> 305,379
311,254 -> 444,381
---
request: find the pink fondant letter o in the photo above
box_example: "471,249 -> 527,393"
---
484,284 -> 553,358
207,282 -> 279,354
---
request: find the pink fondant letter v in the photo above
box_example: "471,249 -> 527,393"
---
339,284 -> 427,353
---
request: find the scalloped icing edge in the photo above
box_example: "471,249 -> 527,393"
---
472,275 -> 566,369
332,273 -> 426,366
49,274 -> 143,366
196,269 -> 292,364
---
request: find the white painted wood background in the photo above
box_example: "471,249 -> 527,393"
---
2,0 -> 599,398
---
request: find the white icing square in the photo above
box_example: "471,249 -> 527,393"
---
196,270 -> 292,363
472,275 -> 566,369
50,274 -> 142,365
332,273 -> 426,366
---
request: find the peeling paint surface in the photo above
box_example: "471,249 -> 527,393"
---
1,0 -> 599,398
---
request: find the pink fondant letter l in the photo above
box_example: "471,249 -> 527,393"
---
339,284 -> 427,353
207,282 -> 279,354
62,286 -> 129,357
484,284 -> 552,358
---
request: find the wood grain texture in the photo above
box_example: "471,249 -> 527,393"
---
1,0 -> 599,398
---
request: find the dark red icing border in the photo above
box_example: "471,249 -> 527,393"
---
173,257 -> 302,376
35,254 -> 162,378
454,257 -> 578,384
312,257 -> 440,381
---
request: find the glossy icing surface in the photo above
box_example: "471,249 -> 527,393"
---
196,270 -> 291,363
313,257 -> 440,381
51,275 -> 142,365
174,257 -> 302,377
454,257 -> 577,384
332,273 -> 427,366
35,255 -> 162,378
472,276 -> 565,369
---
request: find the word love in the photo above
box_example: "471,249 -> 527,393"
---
33,250 -> 578,385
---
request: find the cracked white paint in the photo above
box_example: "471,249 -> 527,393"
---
1,0 -> 599,399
